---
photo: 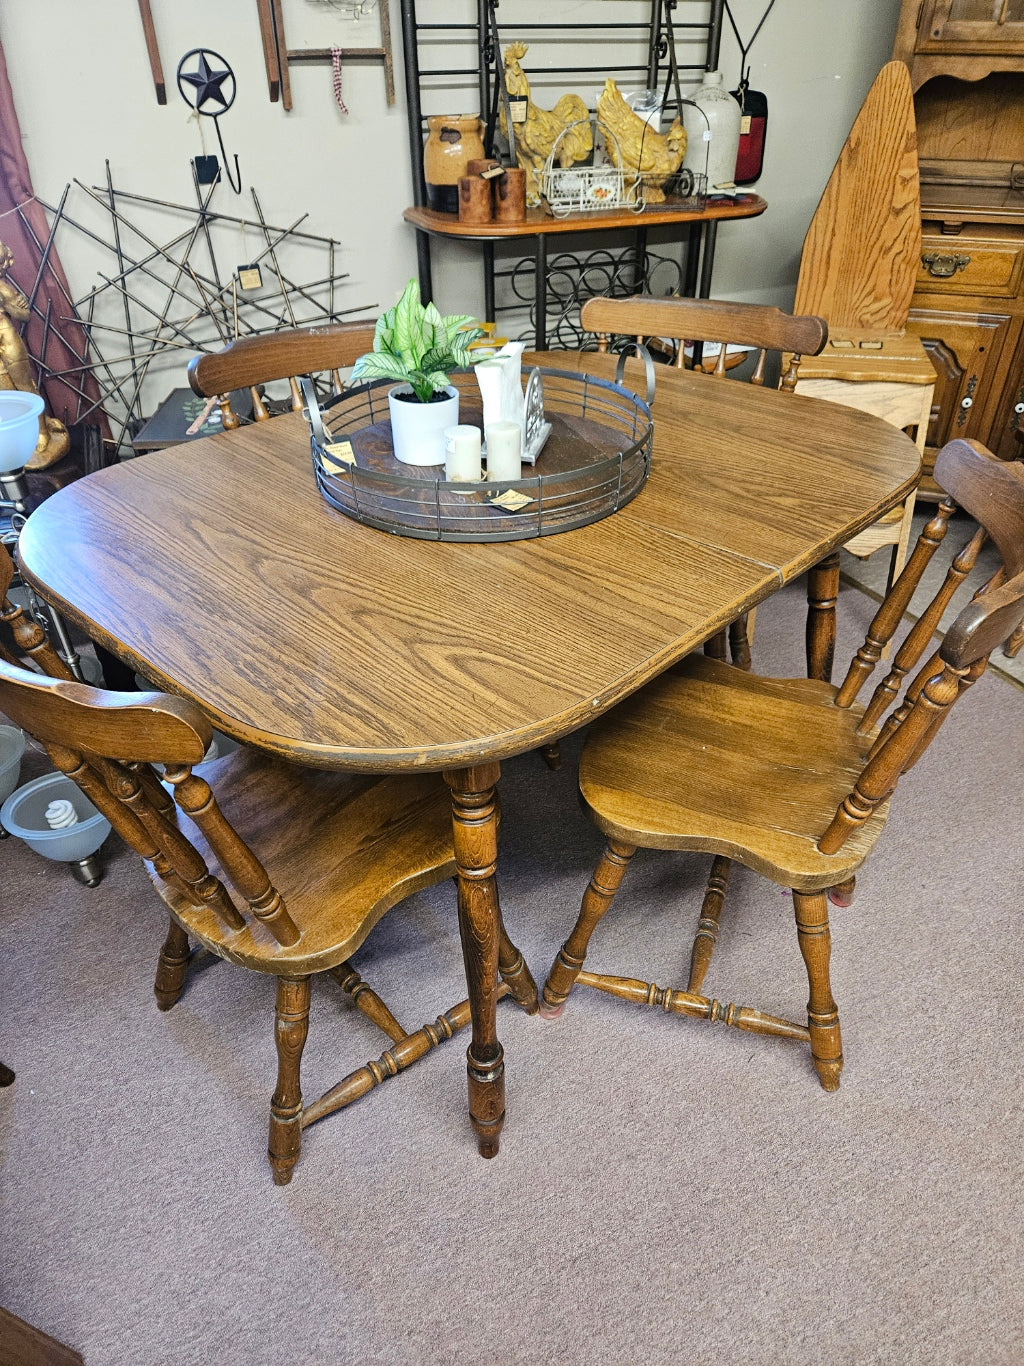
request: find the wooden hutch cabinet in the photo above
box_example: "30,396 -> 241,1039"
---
893,0 -> 1024,477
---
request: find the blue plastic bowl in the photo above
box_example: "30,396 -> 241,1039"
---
0,391 -> 44,473
1,771 -> 111,862
0,725 -> 25,804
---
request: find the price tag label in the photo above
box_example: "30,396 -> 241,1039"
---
322,440 -> 356,473
488,488 -> 533,512
509,96 -> 528,125
237,264 -> 263,291
740,114 -> 752,134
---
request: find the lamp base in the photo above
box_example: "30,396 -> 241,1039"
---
69,853 -> 104,887
0,466 -> 28,512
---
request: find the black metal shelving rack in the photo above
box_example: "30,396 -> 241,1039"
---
400,0 -> 726,340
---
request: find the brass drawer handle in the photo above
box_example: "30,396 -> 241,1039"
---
921,252 -> 971,278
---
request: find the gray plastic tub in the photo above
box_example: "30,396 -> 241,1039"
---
0,726 -> 25,805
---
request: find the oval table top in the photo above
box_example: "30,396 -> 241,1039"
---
17,353 -> 921,773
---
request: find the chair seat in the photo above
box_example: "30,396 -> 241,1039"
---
579,655 -> 890,890
152,747 -> 456,973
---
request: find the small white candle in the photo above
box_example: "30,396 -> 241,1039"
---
485,421 -> 522,482
444,424 -> 482,481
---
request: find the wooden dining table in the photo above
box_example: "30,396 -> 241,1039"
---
15,350 -> 921,1157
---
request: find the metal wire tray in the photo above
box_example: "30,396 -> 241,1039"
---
300,359 -> 654,542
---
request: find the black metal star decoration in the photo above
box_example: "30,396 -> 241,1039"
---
176,49 -> 242,193
177,49 -> 235,113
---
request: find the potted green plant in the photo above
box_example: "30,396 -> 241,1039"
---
350,278 -> 483,466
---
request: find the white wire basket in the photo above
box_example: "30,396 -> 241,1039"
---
541,119 -> 643,218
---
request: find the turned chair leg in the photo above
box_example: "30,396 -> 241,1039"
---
153,918 -> 192,1012
828,876 -> 856,908
806,551 -> 841,683
728,616 -> 752,671
497,912 -> 540,1015
539,741 -> 562,770
542,839 -> 636,1017
704,629 -> 729,663
269,975 -> 311,1186
793,890 -> 843,1091
687,855 -> 731,993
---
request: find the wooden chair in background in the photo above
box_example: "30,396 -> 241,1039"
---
541,437 -> 1024,1092
0,650 -> 537,1183
187,319 -> 378,427
580,294 -> 828,669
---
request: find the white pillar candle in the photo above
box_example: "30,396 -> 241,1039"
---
444,424 -> 482,481
485,421 -> 522,482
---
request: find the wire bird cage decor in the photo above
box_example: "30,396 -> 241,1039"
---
300,356 -> 655,543
541,119 -> 643,218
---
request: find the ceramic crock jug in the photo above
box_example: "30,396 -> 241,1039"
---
424,115 -> 486,213
681,71 -> 741,193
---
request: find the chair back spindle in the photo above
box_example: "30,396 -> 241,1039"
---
818,439 -> 1024,855
1,544 -> 75,680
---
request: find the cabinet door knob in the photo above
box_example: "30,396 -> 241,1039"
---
960,396 -> 973,410
921,252 -> 971,278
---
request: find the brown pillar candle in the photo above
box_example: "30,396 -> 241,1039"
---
494,167 -> 527,223
458,175 -> 493,224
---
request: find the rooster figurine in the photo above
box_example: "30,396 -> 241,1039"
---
596,79 -> 687,203
500,42 -> 592,207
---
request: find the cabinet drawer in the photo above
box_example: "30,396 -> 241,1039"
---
916,237 -> 1023,298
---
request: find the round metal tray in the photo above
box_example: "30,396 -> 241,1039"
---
300,360 -> 654,542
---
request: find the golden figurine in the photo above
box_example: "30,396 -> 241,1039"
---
500,42 -> 592,208
596,79 -> 687,204
0,241 -> 70,470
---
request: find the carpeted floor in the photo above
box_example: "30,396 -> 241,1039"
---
1,554 -> 1023,1365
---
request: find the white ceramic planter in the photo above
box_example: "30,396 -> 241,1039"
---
388,385 -> 458,466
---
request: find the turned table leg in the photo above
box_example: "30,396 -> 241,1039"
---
444,763 -> 508,1158
806,550 -> 841,683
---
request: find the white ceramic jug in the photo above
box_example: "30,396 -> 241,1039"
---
682,71 -> 741,192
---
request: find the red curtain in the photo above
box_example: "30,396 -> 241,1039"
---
0,37 -> 106,430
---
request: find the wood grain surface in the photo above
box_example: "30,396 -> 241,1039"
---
794,61 -> 922,332
17,354 -> 919,773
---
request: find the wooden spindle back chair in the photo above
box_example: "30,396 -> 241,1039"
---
541,437 -> 1024,1092
1,541 -> 76,1085
187,319 -> 377,429
0,655 -> 538,1183
580,295 -> 828,668
1,541 -> 75,680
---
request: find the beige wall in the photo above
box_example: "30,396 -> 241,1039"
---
0,0 -> 903,410
710,0 -> 904,305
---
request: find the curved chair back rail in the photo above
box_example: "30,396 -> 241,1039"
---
187,320 -> 378,428
580,295 -> 827,386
